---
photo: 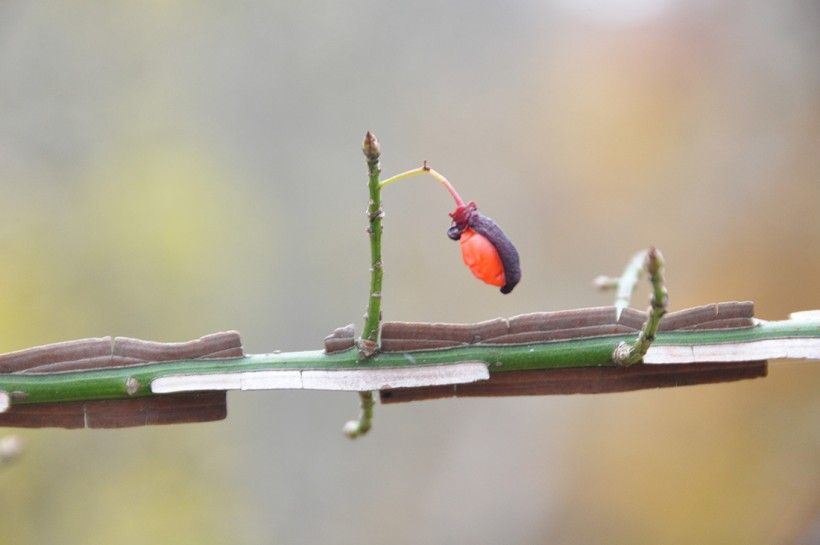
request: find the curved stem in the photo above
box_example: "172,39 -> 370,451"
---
379,163 -> 465,207
343,391 -> 374,439
378,167 -> 425,188
612,248 -> 668,366
614,250 -> 649,320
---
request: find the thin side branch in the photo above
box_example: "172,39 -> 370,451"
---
612,248 -> 668,366
595,249 -> 648,320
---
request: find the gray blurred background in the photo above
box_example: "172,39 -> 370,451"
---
0,1 -> 818,544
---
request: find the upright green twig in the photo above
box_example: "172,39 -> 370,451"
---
611,248 -> 668,366
360,131 -> 384,357
344,131 -> 383,438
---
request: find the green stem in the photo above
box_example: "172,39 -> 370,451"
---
1,319 -> 816,405
360,132 -> 383,356
378,167 -> 425,189
612,248 -> 668,366
379,163 -> 465,207
345,132 -> 383,438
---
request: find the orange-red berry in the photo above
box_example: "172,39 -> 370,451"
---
447,202 -> 521,294
459,229 -> 506,287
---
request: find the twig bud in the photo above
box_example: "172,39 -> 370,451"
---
362,131 -> 381,161
343,420 -> 364,439
0,435 -> 24,465
645,246 -> 665,275
593,275 -> 619,290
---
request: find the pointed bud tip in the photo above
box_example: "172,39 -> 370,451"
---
362,131 -> 381,160
645,247 -> 663,274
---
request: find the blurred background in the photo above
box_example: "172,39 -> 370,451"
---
0,1 -> 818,544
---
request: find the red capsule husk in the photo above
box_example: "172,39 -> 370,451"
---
459,228 -> 506,288
448,202 -> 521,294
468,212 -> 521,293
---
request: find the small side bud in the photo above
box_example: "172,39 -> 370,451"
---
343,420 -> 364,439
593,275 -> 619,290
0,435 -> 24,465
362,131 -> 381,161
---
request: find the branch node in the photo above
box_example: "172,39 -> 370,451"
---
125,377 -> 140,396
358,339 -> 379,359
612,342 -> 633,367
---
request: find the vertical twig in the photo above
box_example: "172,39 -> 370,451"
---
612,247 -> 668,366
344,131 -> 383,438
360,131 -> 384,355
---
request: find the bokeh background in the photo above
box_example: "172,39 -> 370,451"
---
1,1 -> 818,544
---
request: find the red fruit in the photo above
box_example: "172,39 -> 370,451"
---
459,228 -> 506,288
447,202 -> 521,294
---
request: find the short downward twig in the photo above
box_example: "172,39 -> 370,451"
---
343,392 -> 374,438
605,248 -> 668,366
